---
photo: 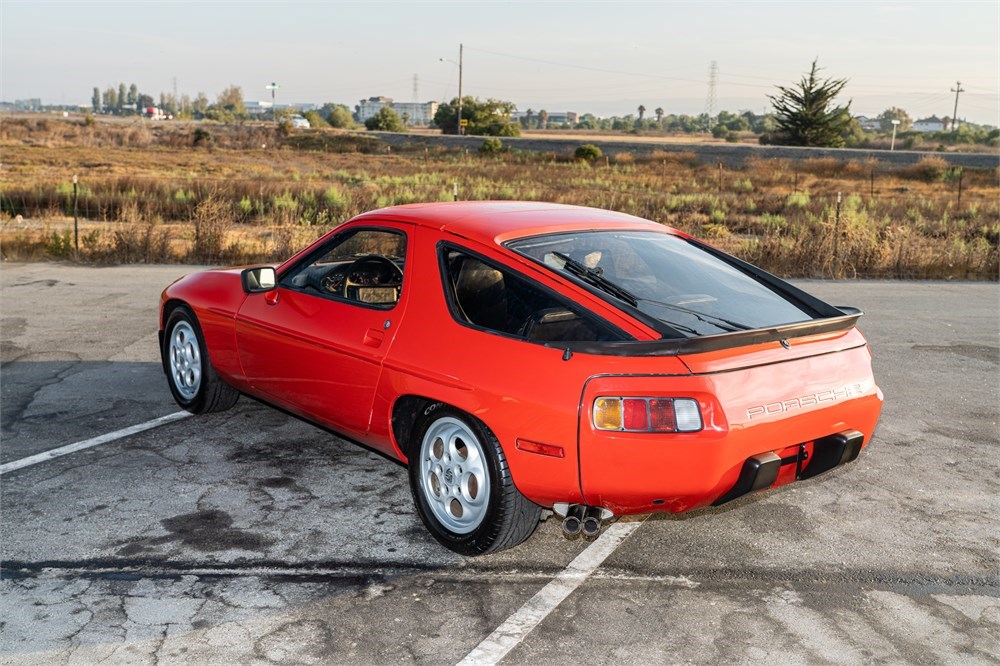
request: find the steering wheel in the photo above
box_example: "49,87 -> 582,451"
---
342,255 -> 403,299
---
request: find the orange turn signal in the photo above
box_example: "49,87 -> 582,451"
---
593,397 -> 623,430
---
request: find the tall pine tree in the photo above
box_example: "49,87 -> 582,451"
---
767,60 -> 852,147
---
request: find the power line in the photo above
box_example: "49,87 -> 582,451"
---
463,45 -> 707,85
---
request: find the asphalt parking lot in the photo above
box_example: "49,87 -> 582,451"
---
1,263 -> 998,664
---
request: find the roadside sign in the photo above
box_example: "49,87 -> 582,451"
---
459,119 -> 469,127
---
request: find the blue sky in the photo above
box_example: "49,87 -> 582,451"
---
2,0 -> 998,124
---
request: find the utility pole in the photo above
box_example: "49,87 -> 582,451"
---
458,44 -> 464,135
266,82 -> 280,114
440,45 -> 464,135
950,81 -> 964,130
72,174 -> 79,257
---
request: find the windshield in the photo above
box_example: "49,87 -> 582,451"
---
507,231 -> 814,336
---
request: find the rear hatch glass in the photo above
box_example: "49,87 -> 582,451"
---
507,230 -> 832,339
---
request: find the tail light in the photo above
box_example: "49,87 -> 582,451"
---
593,397 -> 703,433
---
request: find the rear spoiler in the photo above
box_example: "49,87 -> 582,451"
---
546,307 -> 863,357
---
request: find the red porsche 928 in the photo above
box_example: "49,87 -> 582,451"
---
160,202 -> 883,554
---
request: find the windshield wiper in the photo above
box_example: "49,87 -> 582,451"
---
550,252 -> 750,335
636,298 -> 753,332
551,252 -> 638,307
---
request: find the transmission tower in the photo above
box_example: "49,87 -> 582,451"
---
413,73 -> 419,102
704,61 -> 718,127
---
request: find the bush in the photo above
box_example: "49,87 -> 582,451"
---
192,127 -> 211,146
901,156 -> 950,182
365,106 -> 406,132
479,138 -> 504,154
575,144 -> 603,162
328,106 -> 356,129
304,110 -> 327,128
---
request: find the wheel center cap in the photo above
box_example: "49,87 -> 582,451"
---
444,468 -> 454,484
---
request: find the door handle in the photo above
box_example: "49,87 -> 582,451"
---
363,328 -> 385,348
265,290 -> 280,306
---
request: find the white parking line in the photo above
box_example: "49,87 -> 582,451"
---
458,520 -> 644,666
0,411 -> 192,476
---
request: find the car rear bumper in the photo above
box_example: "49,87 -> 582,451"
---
712,429 -> 863,506
576,342 -> 883,514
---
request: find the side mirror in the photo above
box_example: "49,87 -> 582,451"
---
241,266 -> 277,293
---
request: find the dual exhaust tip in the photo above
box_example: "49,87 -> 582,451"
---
562,505 -> 604,538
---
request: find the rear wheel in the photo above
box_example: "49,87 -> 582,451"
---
163,305 -> 239,414
409,405 -> 541,555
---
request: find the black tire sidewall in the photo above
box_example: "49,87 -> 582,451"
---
408,406 -> 508,556
163,306 -> 211,413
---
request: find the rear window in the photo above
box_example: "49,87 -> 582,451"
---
507,231 -> 814,337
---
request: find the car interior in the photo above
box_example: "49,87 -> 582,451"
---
446,250 -> 626,343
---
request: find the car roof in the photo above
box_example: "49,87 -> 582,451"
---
349,201 -> 679,247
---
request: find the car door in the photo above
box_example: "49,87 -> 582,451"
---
235,223 -> 411,434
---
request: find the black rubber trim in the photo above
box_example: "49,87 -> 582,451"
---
544,309 -> 862,357
798,429 -> 865,480
712,452 -> 782,506
712,429 -> 865,506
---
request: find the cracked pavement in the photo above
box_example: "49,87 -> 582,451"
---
1,264 -> 998,664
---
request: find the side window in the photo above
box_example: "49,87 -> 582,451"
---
281,228 -> 407,307
442,248 -> 628,343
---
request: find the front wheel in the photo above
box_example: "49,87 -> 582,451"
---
409,405 -> 541,555
162,305 -> 239,414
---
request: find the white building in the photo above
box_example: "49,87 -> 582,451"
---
912,116 -> 951,132
357,97 -> 439,126
854,115 -> 882,132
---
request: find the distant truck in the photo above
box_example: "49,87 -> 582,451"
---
143,107 -> 171,120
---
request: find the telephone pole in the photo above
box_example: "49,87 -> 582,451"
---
458,44 -> 463,135
439,44 -> 464,135
950,81 -> 964,130
266,82 -> 280,109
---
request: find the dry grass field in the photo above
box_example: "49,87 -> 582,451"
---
1,116 -> 997,279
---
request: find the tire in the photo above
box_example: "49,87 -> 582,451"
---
162,305 -> 239,414
408,405 -> 541,555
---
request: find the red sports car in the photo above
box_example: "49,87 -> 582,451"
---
160,202 -> 883,555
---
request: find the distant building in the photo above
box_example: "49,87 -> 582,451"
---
854,115 -> 882,132
246,101 -> 319,116
245,100 -> 273,115
912,116 -> 952,132
11,98 -> 42,111
511,111 -> 579,127
357,97 -> 439,126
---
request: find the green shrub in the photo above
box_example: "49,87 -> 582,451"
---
786,192 -> 810,208
47,229 -> 73,258
575,144 -> 603,162
192,127 -> 211,146
479,138 -> 504,154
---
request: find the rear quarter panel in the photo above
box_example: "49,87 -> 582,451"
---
373,226 -> 692,507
